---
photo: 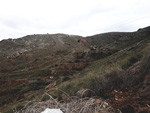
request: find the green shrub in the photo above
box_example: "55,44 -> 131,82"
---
122,53 -> 142,69
89,68 -> 124,97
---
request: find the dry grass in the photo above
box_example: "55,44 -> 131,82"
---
15,88 -> 121,113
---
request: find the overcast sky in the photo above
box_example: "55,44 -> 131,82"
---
0,0 -> 150,40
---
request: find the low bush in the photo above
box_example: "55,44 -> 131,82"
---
122,53 -> 142,69
89,68 -> 124,97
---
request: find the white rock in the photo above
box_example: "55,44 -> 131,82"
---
41,108 -> 63,113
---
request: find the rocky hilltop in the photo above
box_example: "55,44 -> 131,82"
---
0,26 -> 150,113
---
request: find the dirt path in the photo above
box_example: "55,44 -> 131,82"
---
52,36 -> 64,46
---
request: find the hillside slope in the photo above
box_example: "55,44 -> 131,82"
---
0,26 -> 150,113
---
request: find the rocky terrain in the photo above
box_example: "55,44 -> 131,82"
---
0,26 -> 150,113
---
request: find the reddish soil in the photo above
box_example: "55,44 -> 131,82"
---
107,77 -> 150,113
51,61 -> 88,72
